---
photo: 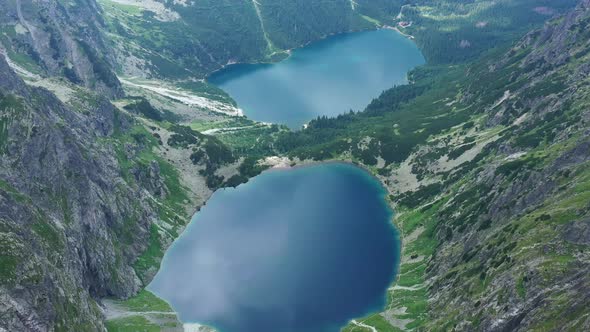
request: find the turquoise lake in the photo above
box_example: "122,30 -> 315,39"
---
149,163 -> 399,332
208,28 -> 425,129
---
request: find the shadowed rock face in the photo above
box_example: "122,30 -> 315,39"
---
0,56 -> 161,331
563,218 -> 590,245
0,0 -> 122,98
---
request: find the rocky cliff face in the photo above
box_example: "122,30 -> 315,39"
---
0,54 -> 174,330
0,1 -> 248,329
0,0 -> 122,97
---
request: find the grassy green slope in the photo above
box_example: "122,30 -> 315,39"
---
105,290 -> 189,332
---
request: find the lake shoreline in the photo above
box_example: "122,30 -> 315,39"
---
207,28 -> 424,129
150,162 -> 400,332
116,26 -> 423,332
205,26 -> 380,80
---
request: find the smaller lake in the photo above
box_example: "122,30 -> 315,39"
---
208,29 -> 425,129
149,163 -> 399,332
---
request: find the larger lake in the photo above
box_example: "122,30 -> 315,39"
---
149,163 -> 399,332
208,28 -> 425,129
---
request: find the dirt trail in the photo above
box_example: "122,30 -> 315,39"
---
351,319 -> 378,332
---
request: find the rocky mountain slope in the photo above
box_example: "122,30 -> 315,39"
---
0,54 -> 140,330
0,49 -> 218,330
0,0 -> 122,97
0,1 -> 243,330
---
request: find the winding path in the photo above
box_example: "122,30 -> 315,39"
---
351,319 -> 377,332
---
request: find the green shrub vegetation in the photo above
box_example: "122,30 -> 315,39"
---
108,290 -> 173,313
98,0 -> 406,78
106,315 -> 163,332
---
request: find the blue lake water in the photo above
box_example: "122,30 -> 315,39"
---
208,28 -> 425,129
149,163 -> 399,332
